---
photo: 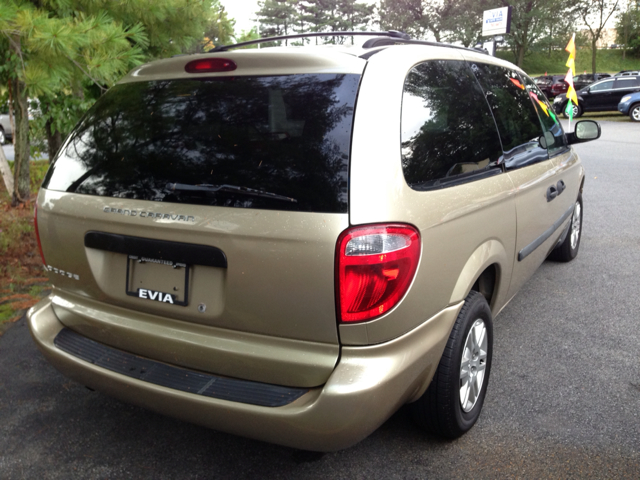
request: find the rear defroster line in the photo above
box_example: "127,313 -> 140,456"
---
54,328 -> 309,407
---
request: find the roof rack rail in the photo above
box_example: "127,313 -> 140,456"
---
360,36 -> 488,55
211,31 -> 411,52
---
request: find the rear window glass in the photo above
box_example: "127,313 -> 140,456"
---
43,74 -> 361,213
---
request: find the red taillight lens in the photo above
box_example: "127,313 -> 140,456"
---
34,204 -> 46,265
336,224 -> 421,323
185,58 -> 237,73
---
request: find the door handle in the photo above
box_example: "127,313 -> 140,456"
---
557,180 -> 566,195
547,185 -> 558,202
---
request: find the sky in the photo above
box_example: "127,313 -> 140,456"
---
219,0 -> 261,34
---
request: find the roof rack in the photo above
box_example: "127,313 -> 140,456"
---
360,37 -> 488,55
211,31 -> 411,52
210,30 -> 488,56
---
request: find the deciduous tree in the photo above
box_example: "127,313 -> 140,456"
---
573,0 -> 621,72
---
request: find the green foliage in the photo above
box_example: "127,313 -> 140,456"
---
256,0 -> 374,45
616,1 -> 640,57
235,28 -> 261,48
0,0 -> 214,203
379,0 -> 485,45
0,210 -> 33,256
496,48 -> 640,75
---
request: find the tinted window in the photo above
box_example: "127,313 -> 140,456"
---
590,80 -> 614,92
43,74 -> 360,213
521,75 -> 567,156
470,63 -> 547,169
614,78 -> 639,88
400,60 -> 503,190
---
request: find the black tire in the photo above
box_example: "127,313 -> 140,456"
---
0,127 -> 5,145
562,102 -> 582,119
630,103 -> 640,122
549,194 -> 582,262
409,291 -> 493,439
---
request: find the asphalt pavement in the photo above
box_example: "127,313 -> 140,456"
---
0,120 -> 639,478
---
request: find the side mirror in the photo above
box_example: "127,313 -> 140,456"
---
567,120 -> 601,145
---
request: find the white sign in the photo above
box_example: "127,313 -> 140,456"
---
482,7 -> 512,37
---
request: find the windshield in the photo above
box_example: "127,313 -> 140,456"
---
43,74 -> 361,213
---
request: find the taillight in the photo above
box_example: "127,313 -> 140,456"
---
336,224 -> 421,323
185,58 -> 237,73
34,204 -> 46,265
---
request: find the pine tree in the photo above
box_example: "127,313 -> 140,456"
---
256,0 -> 297,44
0,0 -> 212,207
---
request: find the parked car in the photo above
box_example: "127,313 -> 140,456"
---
535,74 -> 567,97
615,70 -> 640,76
554,75 -> 640,117
0,110 -> 13,145
27,31 -> 600,452
618,91 -> 640,121
573,73 -> 611,90
0,99 -> 40,144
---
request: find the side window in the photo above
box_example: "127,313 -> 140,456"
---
470,63 -> 548,169
521,74 -> 567,157
614,78 -> 639,89
590,80 -> 614,92
400,60 -> 503,190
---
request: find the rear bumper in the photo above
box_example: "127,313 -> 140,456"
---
28,296 -> 461,451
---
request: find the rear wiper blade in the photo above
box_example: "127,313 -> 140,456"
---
165,183 -> 298,203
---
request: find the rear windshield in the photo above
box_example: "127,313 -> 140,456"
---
43,74 -> 361,213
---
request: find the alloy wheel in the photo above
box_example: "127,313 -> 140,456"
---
459,319 -> 488,413
570,201 -> 581,250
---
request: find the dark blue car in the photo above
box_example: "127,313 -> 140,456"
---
618,91 -> 640,122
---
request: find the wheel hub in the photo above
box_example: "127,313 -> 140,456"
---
459,319 -> 488,413
570,201 -> 581,250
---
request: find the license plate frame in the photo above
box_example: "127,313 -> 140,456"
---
125,255 -> 190,307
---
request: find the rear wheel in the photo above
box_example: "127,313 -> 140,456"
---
409,291 -> 493,438
562,103 -> 582,119
0,127 -> 5,145
630,104 -> 640,122
549,194 -> 582,262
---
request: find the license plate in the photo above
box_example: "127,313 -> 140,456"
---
126,255 -> 189,306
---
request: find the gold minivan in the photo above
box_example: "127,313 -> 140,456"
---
28,33 -> 600,451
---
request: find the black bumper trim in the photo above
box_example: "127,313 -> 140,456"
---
85,231 -> 227,268
54,328 -> 308,407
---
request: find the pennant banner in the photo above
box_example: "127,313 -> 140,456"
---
564,33 -> 577,128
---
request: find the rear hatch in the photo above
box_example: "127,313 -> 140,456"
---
37,51 -> 365,387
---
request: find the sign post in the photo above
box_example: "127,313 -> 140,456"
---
481,7 -> 512,56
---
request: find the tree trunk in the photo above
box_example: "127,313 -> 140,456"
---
591,37 -> 598,74
11,78 -> 30,206
45,117 -> 63,162
517,44 -> 526,67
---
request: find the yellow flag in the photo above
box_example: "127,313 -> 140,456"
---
566,57 -> 575,75
565,34 -> 576,59
567,85 -> 578,106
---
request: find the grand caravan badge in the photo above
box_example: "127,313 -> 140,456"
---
103,207 -> 195,222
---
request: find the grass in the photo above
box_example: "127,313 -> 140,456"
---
496,48 -> 640,76
0,159 -> 51,329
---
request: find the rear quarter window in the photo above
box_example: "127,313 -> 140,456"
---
43,74 -> 361,213
400,60 -> 503,190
